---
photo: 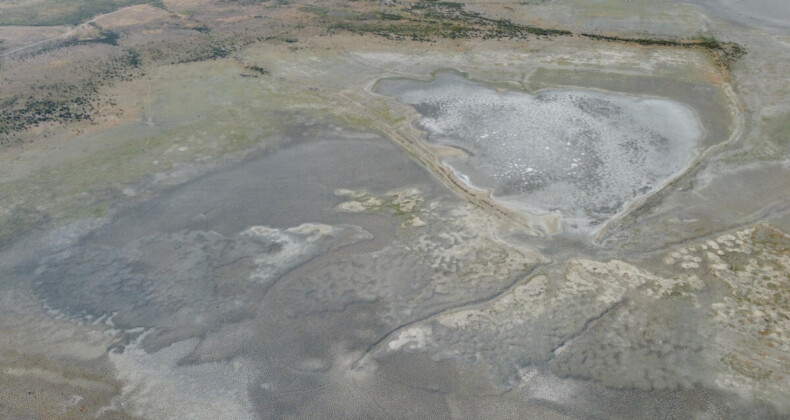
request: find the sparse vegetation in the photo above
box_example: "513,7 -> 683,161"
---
696,34 -> 746,69
120,48 -> 142,67
580,32 -> 745,70
74,29 -> 121,46
327,0 -> 570,41
221,0 -> 269,4
379,12 -> 403,21
580,33 -> 683,47
0,0 -> 745,145
180,44 -> 233,63
0,45 -> 151,143
0,0 -> 154,26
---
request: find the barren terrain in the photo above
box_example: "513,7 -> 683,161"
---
1,0 -> 789,418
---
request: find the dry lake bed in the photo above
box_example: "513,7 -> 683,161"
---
1,0 -> 790,418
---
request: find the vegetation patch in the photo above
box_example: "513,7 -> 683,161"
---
0,19 -> 273,144
0,0 -> 745,145
184,44 -> 232,61
696,35 -> 746,69
580,33 -> 683,47
327,0 -> 570,42
69,28 -> 121,46
221,0 -> 270,4
580,32 -> 745,70
245,65 -> 269,75
322,1 -> 740,69
0,48 -> 144,143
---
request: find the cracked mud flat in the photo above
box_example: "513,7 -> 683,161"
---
2,0 -> 790,419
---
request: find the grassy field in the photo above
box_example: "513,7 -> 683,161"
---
0,0 -> 160,26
